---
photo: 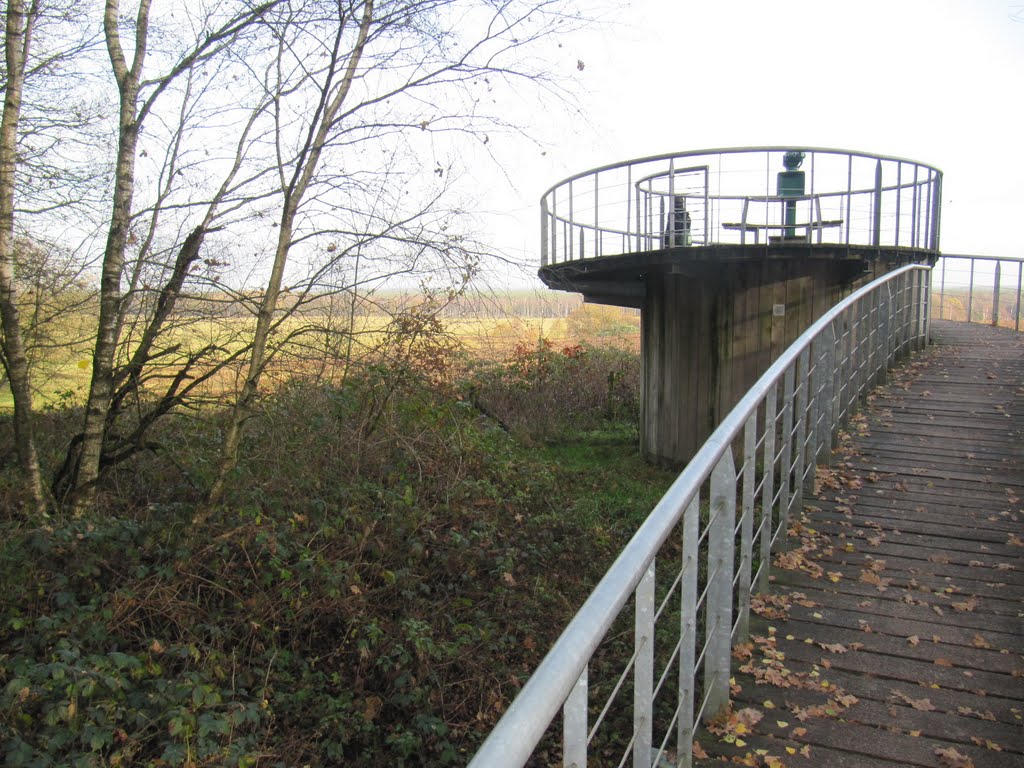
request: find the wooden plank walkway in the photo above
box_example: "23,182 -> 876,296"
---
697,320 -> 1024,768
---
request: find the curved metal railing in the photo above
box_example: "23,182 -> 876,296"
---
469,264 -> 932,768
933,254 -> 1024,331
540,147 -> 942,266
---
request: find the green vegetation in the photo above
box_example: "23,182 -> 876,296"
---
0,333 -> 675,766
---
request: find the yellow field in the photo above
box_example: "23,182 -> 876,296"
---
0,304 -> 642,411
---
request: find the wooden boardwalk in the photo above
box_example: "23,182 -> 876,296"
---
697,321 -> 1023,768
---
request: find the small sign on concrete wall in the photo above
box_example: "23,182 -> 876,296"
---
773,304 -> 786,317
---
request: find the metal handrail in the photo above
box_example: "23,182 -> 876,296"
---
469,264 -> 932,768
932,254 -> 1024,331
540,147 -> 942,265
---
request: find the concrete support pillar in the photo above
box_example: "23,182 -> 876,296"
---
640,257 -> 866,466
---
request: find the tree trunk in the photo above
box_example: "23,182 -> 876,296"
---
0,0 -> 47,517
68,0 -> 150,513
205,0 -> 375,507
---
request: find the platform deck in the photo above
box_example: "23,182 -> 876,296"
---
696,320 -> 1024,767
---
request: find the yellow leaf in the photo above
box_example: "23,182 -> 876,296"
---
735,738 -> 747,748
786,746 -> 797,755
777,721 -> 789,728
763,700 -> 776,709
77,360 -> 90,370
910,730 -> 922,737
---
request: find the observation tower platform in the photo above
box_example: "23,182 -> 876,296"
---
539,147 -> 942,464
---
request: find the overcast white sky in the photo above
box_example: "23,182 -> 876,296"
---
474,0 -> 1024,286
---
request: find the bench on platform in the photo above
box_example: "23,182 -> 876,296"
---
722,219 -> 843,244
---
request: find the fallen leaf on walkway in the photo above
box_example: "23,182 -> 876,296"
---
970,736 -> 1002,751
907,635 -> 920,646
952,596 -> 978,612
892,690 -> 936,711
934,658 -> 953,667
971,634 -> 992,649
1008,533 -> 1023,547
934,746 -> 975,767
692,741 -> 709,759
819,642 -> 848,653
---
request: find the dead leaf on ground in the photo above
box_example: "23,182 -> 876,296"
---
934,746 -> 975,767
892,690 -> 936,711
952,596 -> 979,612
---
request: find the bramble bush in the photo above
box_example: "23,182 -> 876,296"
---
465,339 -> 640,441
0,337 -> 649,765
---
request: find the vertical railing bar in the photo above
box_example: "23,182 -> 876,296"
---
922,266 -> 932,347
677,493 -> 700,768
563,667 -> 588,768
821,322 -> 837,461
758,384 -> 776,593
594,171 -> 600,259
779,365 -> 795,548
911,165 -> 919,248
568,179 -> 574,260
805,337 -> 820,468
845,153 -> 852,246
1016,261 -> 1022,332
967,258 -> 975,323
792,348 -> 809,512
737,414 -> 756,641
992,260 -> 1002,327
939,257 -> 946,320
872,159 -> 882,247
627,165 -> 633,254
634,563 -> 655,767
703,451 -> 737,721
894,161 -> 902,247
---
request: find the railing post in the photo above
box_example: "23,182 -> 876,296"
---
757,384 -> 776,593
820,322 -> 837,462
704,452 -> 737,722
737,414 -> 756,642
778,366 -> 795,548
938,258 -> 946,320
1016,261 -> 1022,332
563,668 -> 588,768
677,494 -> 700,768
967,258 -> 976,323
806,338 -> 821,469
923,266 -> 930,346
872,159 -> 883,247
876,281 -> 890,382
634,562 -> 655,767
992,261 -> 1002,328
792,348 -> 810,510
921,267 -> 932,348
541,198 -> 550,267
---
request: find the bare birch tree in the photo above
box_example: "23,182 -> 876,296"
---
65,0 -> 282,512
0,0 -> 47,516
205,0 -> 584,504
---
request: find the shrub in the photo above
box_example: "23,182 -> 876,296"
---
465,339 -> 640,441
